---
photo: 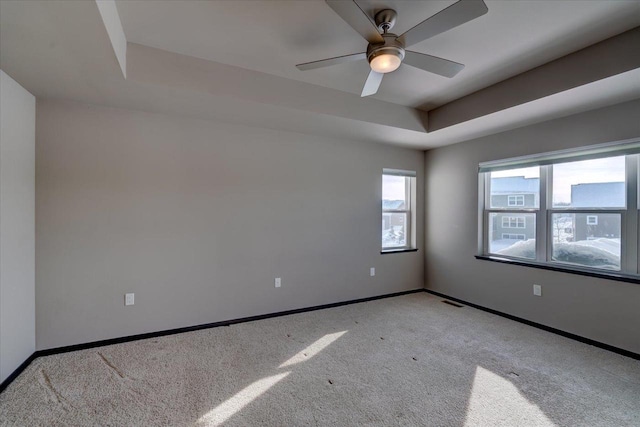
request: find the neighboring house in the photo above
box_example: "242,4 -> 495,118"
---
382,199 -> 406,235
571,182 -> 624,241
382,200 -> 406,210
382,199 -> 407,247
491,176 -> 539,241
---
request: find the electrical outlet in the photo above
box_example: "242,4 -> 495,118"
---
533,284 -> 542,297
370,267 -> 375,277
275,278 -> 281,288
125,293 -> 135,306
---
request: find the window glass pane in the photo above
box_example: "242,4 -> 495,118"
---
382,212 -> 407,248
382,175 -> 407,210
551,213 -> 620,270
552,156 -> 625,208
488,213 -> 536,259
490,167 -> 539,209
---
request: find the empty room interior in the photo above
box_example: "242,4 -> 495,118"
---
1,0 -> 639,425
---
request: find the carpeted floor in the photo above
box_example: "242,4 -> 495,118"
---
1,292 -> 639,426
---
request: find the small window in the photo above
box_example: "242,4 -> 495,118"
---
382,169 -> 416,251
502,216 -> 526,228
501,233 -> 526,240
507,195 -> 525,206
587,215 -> 598,225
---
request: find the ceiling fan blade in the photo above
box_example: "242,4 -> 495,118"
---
403,51 -> 464,78
326,0 -> 384,44
361,69 -> 383,97
296,52 -> 366,71
398,0 -> 488,48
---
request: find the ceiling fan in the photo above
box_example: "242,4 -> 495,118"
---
296,0 -> 488,97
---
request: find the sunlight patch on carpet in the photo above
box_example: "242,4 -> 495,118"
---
464,366 -> 555,427
197,372 -> 290,426
279,331 -> 347,368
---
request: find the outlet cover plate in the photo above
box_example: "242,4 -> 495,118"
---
533,284 -> 542,297
125,293 -> 135,306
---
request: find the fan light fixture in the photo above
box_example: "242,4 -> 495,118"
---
366,34 -> 405,74
369,49 -> 403,73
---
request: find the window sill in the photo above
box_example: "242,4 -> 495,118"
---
381,248 -> 418,254
475,255 -> 640,284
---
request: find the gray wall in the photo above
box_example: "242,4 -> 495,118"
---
0,70 -> 35,381
425,99 -> 640,354
35,100 -> 424,350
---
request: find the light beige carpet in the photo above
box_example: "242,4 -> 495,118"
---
1,293 -> 639,426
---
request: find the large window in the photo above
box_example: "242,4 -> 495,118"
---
382,169 -> 416,251
478,139 -> 640,277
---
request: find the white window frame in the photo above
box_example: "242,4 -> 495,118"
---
587,215 -> 598,225
382,169 -> 417,251
477,138 -> 640,277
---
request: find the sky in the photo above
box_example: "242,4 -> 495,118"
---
382,175 -> 406,201
553,156 -> 624,204
491,156 -> 625,204
383,156 -> 626,203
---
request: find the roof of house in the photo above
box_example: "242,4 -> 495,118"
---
571,182 -> 625,208
491,176 -> 540,194
383,200 -> 406,210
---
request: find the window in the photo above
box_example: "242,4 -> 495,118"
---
508,195 -> 525,206
502,216 -> 526,228
485,166 -> 539,259
382,169 -> 416,251
478,139 -> 640,277
502,233 -> 526,240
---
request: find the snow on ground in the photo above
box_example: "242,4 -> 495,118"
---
495,239 -> 536,260
495,238 -> 620,270
571,238 -> 620,256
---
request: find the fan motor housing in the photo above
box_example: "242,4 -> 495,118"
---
367,34 -> 406,65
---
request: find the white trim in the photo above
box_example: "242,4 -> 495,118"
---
95,0 -> 127,78
382,172 -> 416,250
383,168 -> 416,177
479,137 -> 640,173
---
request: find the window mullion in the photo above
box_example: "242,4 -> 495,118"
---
537,165 -> 549,262
624,155 -> 638,274
478,173 -> 488,255
404,177 -> 413,251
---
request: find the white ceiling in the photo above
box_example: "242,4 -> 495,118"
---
115,0 -> 640,108
1,0 -> 639,149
